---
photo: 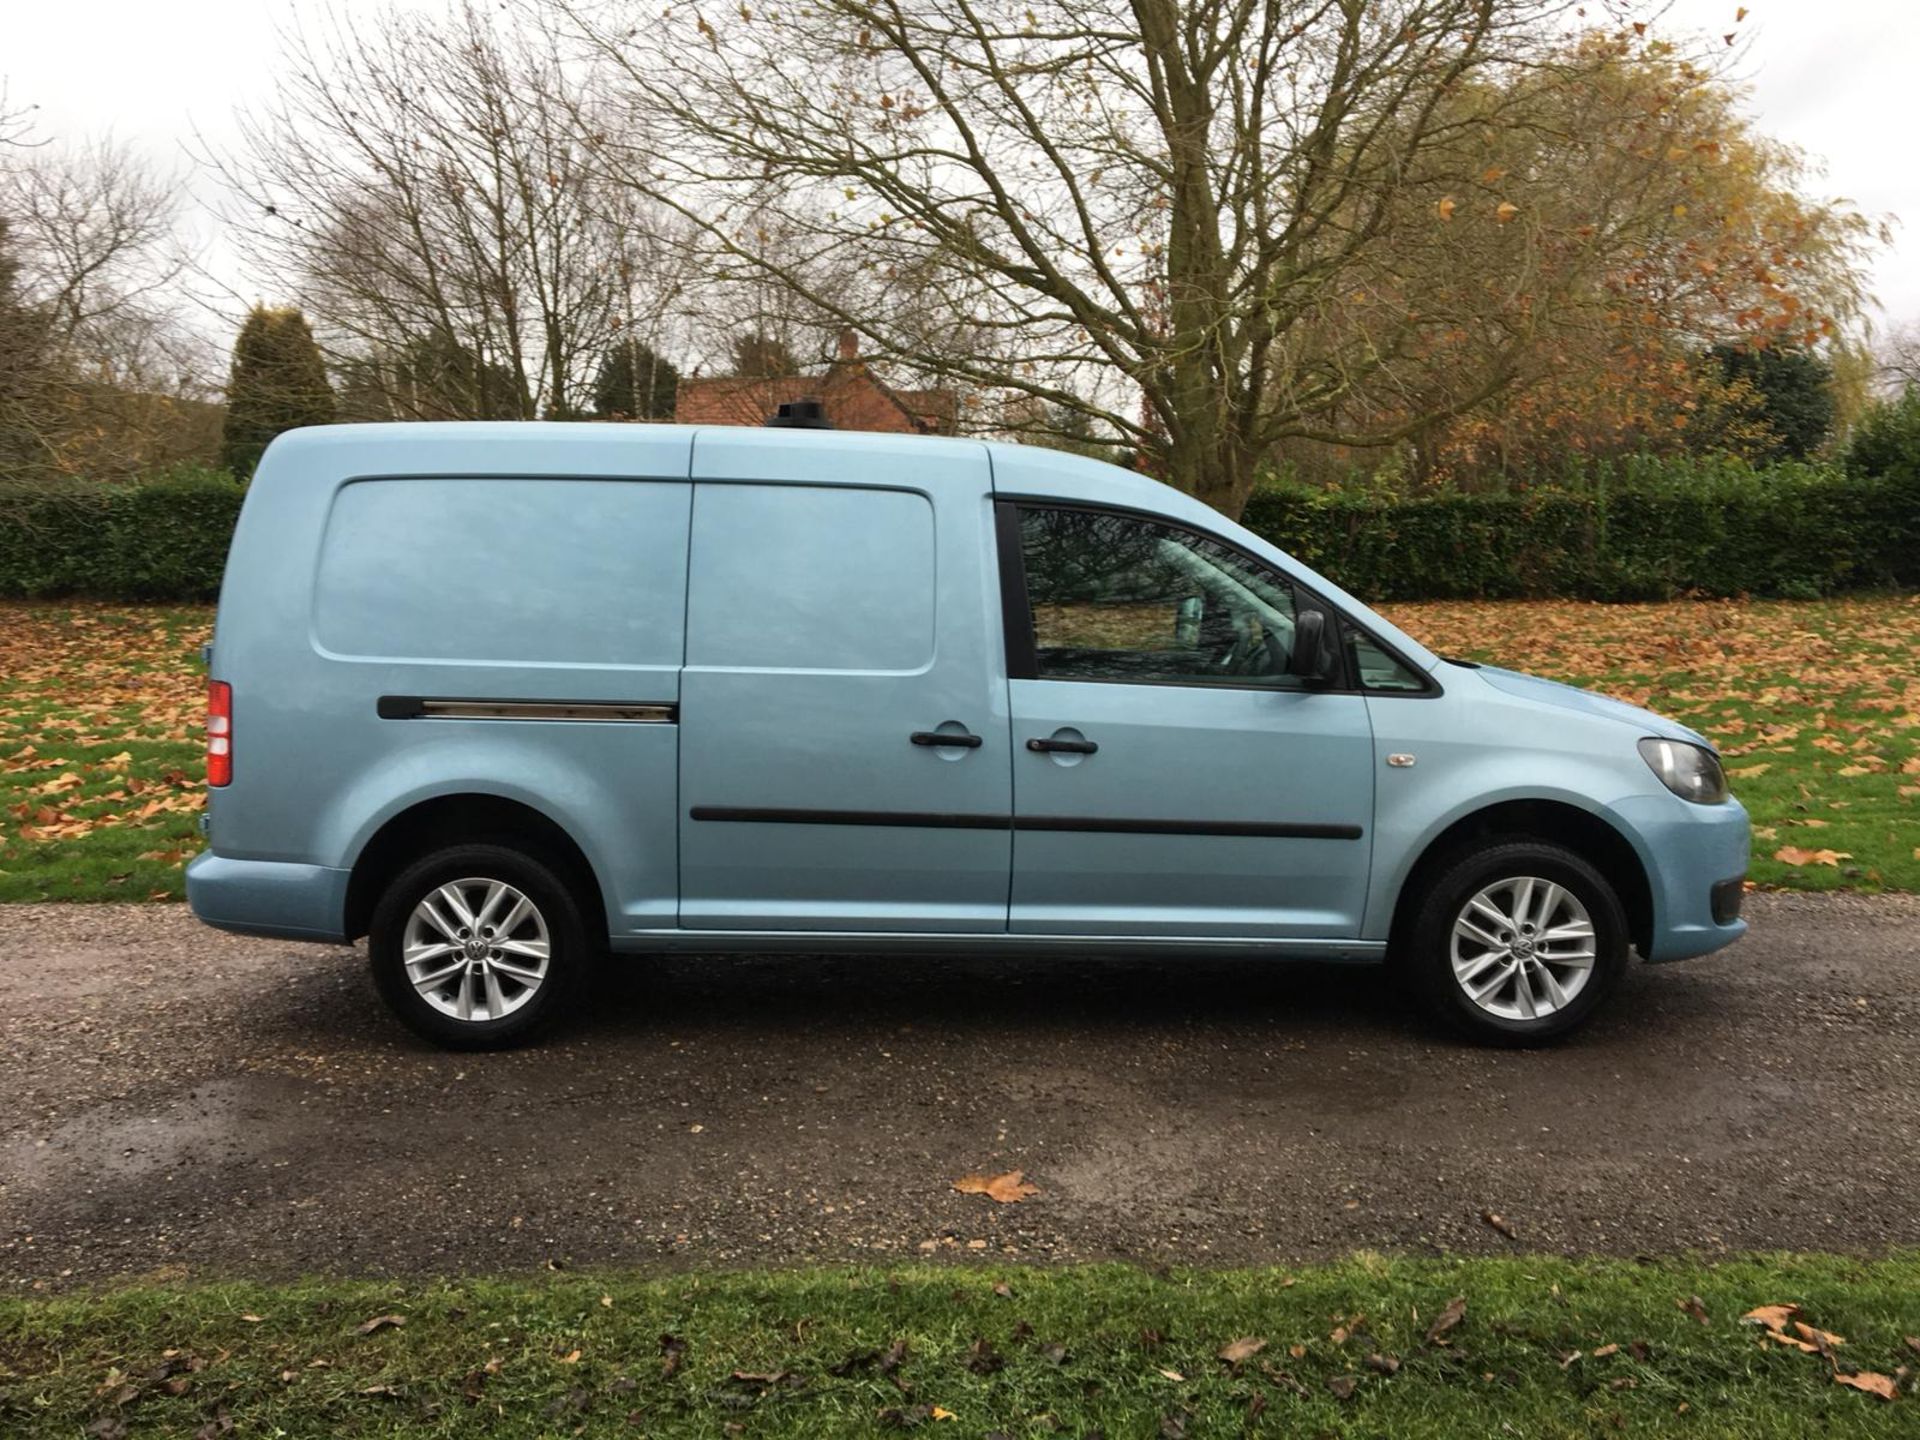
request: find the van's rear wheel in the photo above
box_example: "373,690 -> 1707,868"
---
369,843 -> 587,1049
1406,840 -> 1628,1045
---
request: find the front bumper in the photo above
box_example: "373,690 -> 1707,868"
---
186,852 -> 351,943
1608,792 -> 1750,962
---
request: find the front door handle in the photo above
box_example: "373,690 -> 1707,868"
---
911,730 -> 983,749
1026,736 -> 1098,755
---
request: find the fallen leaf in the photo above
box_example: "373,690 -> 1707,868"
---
966,1338 -> 1004,1375
1327,1374 -> 1359,1400
1728,763 -> 1770,778
1481,1209 -> 1516,1239
930,1407 -> 956,1421
1793,1320 -> 1846,1349
1592,1343 -> 1620,1359
1218,1337 -> 1266,1366
1426,1296 -> 1467,1345
953,1171 -> 1040,1203
1679,1295 -> 1709,1325
729,1369 -> 792,1386
238,1314 -> 265,1324
1495,201 -> 1520,223
1157,1368 -> 1186,1382
660,1333 -> 688,1378
1772,846 -> 1851,867
1835,1371 -> 1899,1401
1743,1305 -> 1800,1331
355,1314 -> 406,1335
558,1349 -> 582,1365
1365,1352 -> 1400,1375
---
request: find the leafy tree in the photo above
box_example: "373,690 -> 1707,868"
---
729,332 -> 799,380
1845,386 -> 1920,479
592,339 -> 680,419
1340,36 -> 1874,485
1708,346 -> 1834,462
220,306 -> 335,476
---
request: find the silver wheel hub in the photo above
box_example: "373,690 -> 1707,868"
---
403,878 -> 550,1023
1449,875 -> 1596,1022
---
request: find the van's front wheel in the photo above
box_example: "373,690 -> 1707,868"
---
1406,840 -> 1628,1045
368,844 -> 587,1049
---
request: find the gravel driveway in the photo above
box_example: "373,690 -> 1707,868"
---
4,893 -> 1917,1290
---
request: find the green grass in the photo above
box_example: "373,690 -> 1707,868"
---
3,597 -> 1918,900
4,1258 -> 1916,1436
0,604 -> 207,902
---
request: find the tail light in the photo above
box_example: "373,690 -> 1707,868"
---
207,680 -> 233,787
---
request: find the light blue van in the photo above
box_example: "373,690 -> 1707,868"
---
186,420 -> 1749,1048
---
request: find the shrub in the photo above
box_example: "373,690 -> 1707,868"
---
1243,457 -> 1918,601
0,467 -> 242,601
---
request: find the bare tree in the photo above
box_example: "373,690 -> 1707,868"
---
0,133 -> 210,479
212,1 -> 686,420
1878,323 -> 1920,394
556,0 -> 1757,514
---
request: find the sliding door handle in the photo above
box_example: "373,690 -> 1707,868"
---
1026,736 -> 1098,755
911,730 -> 983,749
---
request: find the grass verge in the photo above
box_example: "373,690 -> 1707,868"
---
3,1257 -> 1916,1437
2,597 -> 1917,900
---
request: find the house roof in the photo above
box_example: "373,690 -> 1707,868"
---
674,343 -> 957,434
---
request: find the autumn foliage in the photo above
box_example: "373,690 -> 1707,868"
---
1303,31 -> 1880,485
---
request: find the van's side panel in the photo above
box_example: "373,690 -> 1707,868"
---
193,425 -> 695,940
676,430 -> 1012,931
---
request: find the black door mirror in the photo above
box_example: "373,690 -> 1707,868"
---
1288,609 -> 1331,682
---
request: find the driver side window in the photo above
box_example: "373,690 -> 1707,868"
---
1015,505 -> 1307,688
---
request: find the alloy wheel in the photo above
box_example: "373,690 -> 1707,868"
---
1448,875 -> 1597,1022
402,877 -> 550,1023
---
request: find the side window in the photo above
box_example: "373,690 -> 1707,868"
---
313,478 -> 689,667
1348,630 -> 1427,692
1015,505 -> 1308,688
686,483 -> 934,672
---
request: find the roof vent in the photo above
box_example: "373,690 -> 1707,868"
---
765,397 -> 834,429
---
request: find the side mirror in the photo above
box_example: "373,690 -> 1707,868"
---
1288,609 -> 1331,682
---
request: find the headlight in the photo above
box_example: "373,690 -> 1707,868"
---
1638,737 -> 1729,805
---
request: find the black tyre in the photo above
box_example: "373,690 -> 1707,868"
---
368,843 -> 589,1050
1404,839 -> 1628,1045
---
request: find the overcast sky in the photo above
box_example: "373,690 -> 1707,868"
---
5,0 -> 1917,335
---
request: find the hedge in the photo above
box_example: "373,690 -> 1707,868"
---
1,456 -> 1914,604
0,468 -> 242,602
1245,460 -> 1920,602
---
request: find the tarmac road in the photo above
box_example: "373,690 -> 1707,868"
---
3,892 -> 1916,1290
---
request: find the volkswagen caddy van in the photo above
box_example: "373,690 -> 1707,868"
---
187,421 -> 1749,1049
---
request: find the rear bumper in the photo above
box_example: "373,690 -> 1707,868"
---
185,852 -> 351,943
1609,793 -> 1750,963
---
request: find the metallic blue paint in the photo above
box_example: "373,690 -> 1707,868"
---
186,422 -> 1750,975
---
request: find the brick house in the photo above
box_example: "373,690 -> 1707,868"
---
674,331 -> 957,434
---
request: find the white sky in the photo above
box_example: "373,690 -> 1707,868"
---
5,0 -> 1918,336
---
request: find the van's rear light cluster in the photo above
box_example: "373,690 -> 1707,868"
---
207,680 -> 232,787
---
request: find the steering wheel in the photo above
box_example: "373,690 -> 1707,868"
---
1218,622 -> 1288,677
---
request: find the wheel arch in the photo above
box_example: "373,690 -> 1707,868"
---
342,792 -> 608,943
1386,798 -> 1654,958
